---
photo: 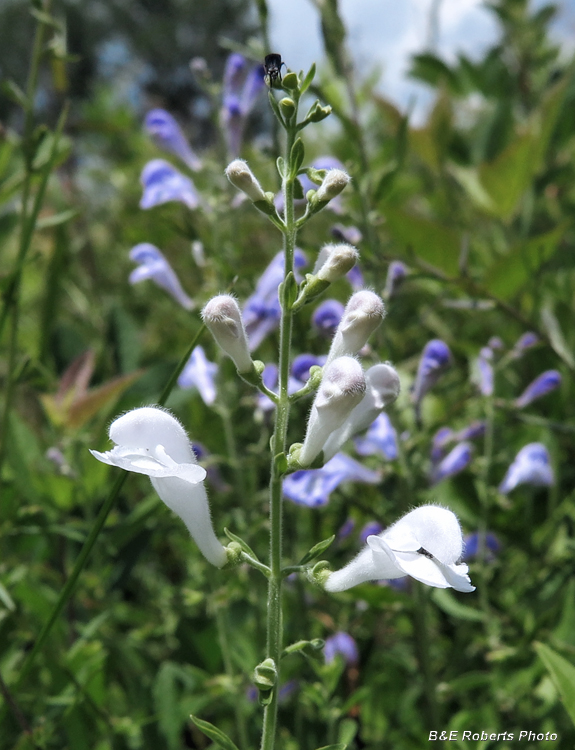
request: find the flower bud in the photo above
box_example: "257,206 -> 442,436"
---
314,168 -> 350,203
225,159 -> 267,203
299,357 -> 366,467
314,243 -> 359,283
514,370 -> 561,408
202,295 -> 253,373
282,71 -> 299,89
279,97 -> 296,118
322,363 -> 400,460
306,101 -> 332,123
326,291 -> 386,364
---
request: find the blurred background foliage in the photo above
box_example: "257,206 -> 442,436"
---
1,0 -> 575,748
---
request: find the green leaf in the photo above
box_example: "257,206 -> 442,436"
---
36,208 -> 78,229
483,225 -> 565,300
300,62 -> 316,94
268,91 -> 285,128
431,589 -> 485,622
314,744 -> 347,750
290,137 -> 305,177
299,535 -> 335,565
0,79 -> 28,109
383,207 -> 462,276
276,156 -> 286,179
534,642 -> 575,726
190,716 -> 240,750
541,304 -> 575,370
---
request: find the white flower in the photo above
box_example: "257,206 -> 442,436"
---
90,406 -> 227,567
225,159 -> 267,202
202,295 -> 253,373
299,357 -> 366,467
326,291 -> 385,365
313,243 -> 359,283
322,363 -> 400,460
325,505 -> 474,593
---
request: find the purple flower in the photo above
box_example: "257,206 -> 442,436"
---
383,261 -> 408,298
144,109 -> 202,171
430,442 -> 473,485
346,265 -> 364,290
512,332 -> 539,355
221,54 -> 265,157
514,370 -> 561,408
283,453 -> 380,507
359,521 -> 383,545
430,427 -> 455,463
498,443 -> 554,494
178,346 -> 218,404
129,243 -> 194,310
476,347 -> 494,396
324,632 -> 359,665
488,336 -> 504,351
354,413 -> 398,460
312,299 -> 345,336
291,353 -> 326,383
140,159 -> 200,210
278,680 -> 299,703
337,517 -> 356,541
331,224 -> 362,245
413,339 -> 451,404
463,532 -> 500,561
455,421 -> 486,442
243,249 -> 307,351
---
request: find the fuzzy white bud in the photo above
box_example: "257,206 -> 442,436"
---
313,243 -> 359,283
326,291 -> 386,365
315,169 -> 350,203
202,295 -> 253,373
225,159 -> 267,203
322,363 -> 400,460
299,357 -> 366,467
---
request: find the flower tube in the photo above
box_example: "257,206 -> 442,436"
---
139,159 -> 200,210
325,505 -> 474,593
129,243 -> 194,310
498,443 -> 554,493
514,370 -> 561,408
412,339 -> 451,404
144,109 -> 202,171
326,291 -> 386,365
90,407 -> 226,567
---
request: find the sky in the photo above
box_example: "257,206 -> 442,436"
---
267,0 -> 575,123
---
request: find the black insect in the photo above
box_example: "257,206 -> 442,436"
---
417,547 -> 434,559
264,53 -> 285,87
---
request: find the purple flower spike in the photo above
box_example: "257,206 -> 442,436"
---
178,346 -> 218,405
243,249 -> 307,350
291,353 -> 326,383
514,370 -> 561,408
413,339 -> 451,404
283,453 -> 380,507
359,521 -> 383,545
498,443 -> 554,494
144,109 -> 202,171
337,517 -> 356,541
476,347 -> 494,396
241,64 -> 266,113
324,632 -> 359,665
221,54 -> 265,157
140,159 -> 200,210
354,413 -> 398,460
129,243 -> 194,310
464,532 -> 501,561
383,261 -> 408,298
430,441 -> 473,485
512,332 -> 539,354
223,53 -> 248,96
312,299 -> 345,336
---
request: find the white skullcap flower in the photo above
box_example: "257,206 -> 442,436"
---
90,406 -> 227,567
299,357 -> 366,467
202,295 -> 253,373
326,291 -> 385,365
325,505 -> 474,593
322,363 -> 400,460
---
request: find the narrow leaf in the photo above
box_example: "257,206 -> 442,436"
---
290,138 -> 305,177
301,62 -> 316,94
541,305 -> 575,370
299,535 -> 335,565
37,208 -> 78,230
314,744 -> 347,750
534,642 -> 575,726
431,589 -> 485,622
190,715 -> 240,750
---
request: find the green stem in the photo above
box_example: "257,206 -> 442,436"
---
412,582 -> 440,729
259,108 -> 298,750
